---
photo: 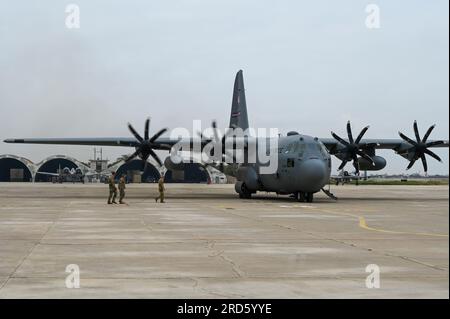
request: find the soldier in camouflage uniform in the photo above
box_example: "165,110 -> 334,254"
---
107,171 -> 118,204
118,174 -> 126,204
155,176 -> 165,203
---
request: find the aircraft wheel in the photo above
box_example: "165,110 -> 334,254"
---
239,183 -> 252,199
306,192 -> 314,203
239,192 -> 252,199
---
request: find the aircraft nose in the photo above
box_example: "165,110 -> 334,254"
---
299,159 -> 328,191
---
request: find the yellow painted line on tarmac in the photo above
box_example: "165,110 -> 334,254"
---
358,216 -> 448,238
218,203 -> 449,238
284,206 -> 449,238
318,208 -> 449,238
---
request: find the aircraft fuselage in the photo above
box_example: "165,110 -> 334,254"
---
235,134 -> 331,197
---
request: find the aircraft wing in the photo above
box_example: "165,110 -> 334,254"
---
5,136 -> 448,151
319,138 -> 450,153
35,171 -> 60,177
3,137 -> 179,150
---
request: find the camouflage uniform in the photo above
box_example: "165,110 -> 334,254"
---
118,176 -> 126,204
155,177 -> 165,203
108,175 -> 118,204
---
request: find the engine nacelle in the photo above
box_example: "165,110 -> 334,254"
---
164,155 -> 184,171
358,155 -> 387,171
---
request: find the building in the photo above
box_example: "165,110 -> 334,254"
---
0,153 -> 226,184
0,155 -> 34,182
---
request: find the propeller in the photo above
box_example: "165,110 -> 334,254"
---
197,120 -> 237,172
125,118 -> 168,171
331,121 -> 376,174
398,121 -> 445,173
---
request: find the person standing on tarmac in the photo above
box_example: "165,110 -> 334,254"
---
155,176 -> 165,203
107,171 -> 118,204
118,174 -> 127,204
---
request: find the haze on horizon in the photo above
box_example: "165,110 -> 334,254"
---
0,0 -> 448,174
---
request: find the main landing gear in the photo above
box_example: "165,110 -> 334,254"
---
294,192 -> 314,203
239,192 -> 252,199
237,183 -> 252,199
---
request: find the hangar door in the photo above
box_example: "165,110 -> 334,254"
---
0,158 -> 33,182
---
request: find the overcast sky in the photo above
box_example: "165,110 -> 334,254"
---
0,0 -> 448,174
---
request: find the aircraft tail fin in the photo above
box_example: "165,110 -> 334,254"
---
229,70 -> 249,131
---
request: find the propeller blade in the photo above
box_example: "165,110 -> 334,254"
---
352,154 -> 360,174
426,140 -> 445,148
197,131 -> 214,146
197,131 -> 205,140
144,118 -> 150,141
407,158 -> 417,170
331,132 -> 350,146
420,154 -> 428,173
422,124 -> 436,143
357,151 -> 375,166
143,161 -> 148,173
338,160 -> 348,170
413,121 -> 421,143
211,121 -> 220,142
355,126 -> 370,144
424,149 -> 442,162
149,128 -> 168,143
125,150 -> 140,163
148,149 -> 163,166
142,154 -> 150,172
128,123 -> 144,143
399,132 -> 417,146
347,121 -> 354,144
222,127 -> 234,144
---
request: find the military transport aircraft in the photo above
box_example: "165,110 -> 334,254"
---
4,70 -> 449,202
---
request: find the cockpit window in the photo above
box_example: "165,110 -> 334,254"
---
306,142 -> 329,157
297,143 -> 305,157
284,143 -> 294,154
318,141 -> 329,157
284,142 -> 305,155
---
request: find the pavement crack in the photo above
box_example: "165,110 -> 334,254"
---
218,254 -> 246,278
386,254 -> 446,272
0,201 -> 68,290
204,239 -> 245,278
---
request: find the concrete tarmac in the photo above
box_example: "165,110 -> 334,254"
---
0,183 -> 448,298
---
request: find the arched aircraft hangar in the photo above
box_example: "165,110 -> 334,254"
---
115,159 -> 160,183
164,163 -> 210,183
0,155 -> 33,182
34,155 -> 84,183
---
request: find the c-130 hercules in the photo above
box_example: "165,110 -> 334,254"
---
5,70 -> 449,202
